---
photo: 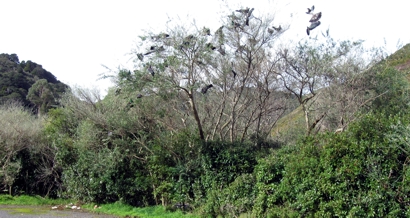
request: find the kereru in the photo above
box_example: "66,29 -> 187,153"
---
232,70 -> 237,79
235,7 -> 250,14
148,65 -> 155,76
273,25 -> 282,31
306,21 -> 321,35
202,27 -> 211,36
182,35 -> 195,46
201,84 -> 213,94
144,50 -> 155,56
151,33 -> 169,41
215,26 -> 225,44
217,46 -> 225,55
245,8 -> 254,26
309,12 -> 322,23
206,43 -> 216,50
137,53 -> 144,61
306,5 -> 314,14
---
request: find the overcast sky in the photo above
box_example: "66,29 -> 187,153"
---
1,0 -> 409,96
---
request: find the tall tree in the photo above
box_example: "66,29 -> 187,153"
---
115,7 -> 289,142
27,79 -> 55,116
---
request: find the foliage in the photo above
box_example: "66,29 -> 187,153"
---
0,101 -> 43,195
253,111 -> 410,217
3,4 -> 410,218
0,53 -> 68,111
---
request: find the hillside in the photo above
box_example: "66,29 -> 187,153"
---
271,43 -> 410,139
0,53 -> 68,109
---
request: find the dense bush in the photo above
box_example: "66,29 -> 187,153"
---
253,111 -> 410,217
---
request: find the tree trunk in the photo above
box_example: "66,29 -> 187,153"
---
188,92 -> 205,141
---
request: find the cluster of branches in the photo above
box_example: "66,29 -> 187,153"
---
106,7 -> 385,142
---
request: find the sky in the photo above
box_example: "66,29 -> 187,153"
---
1,0 -> 409,97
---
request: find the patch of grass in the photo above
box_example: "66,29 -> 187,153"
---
0,195 -> 199,217
82,202 -> 199,218
0,194 -> 71,206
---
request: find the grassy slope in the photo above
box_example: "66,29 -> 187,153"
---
271,43 -> 410,138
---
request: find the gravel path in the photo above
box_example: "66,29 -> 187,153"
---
0,205 -> 121,218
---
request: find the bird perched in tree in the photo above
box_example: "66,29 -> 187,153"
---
127,99 -> 135,108
268,25 -> 282,34
151,33 -> 169,41
215,26 -> 225,44
245,8 -> 254,26
137,94 -> 143,98
217,46 -> 225,55
115,88 -> 121,95
232,69 -> 237,79
202,27 -> 211,36
144,46 -> 165,55
306,5 -> 314,14
306,21 -> 321,35
235,7 -> 250,14
144,50 -> 155,56
309,12 -> 322,23
273,25 -> 282,31
148,65 -> 155,76
183,35 -> 195,46
137,53 -> 144,61
231,62 -> 237,79
206,43 -> 216,50
201,84 -> 213,94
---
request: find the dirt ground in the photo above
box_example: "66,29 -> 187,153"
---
0,205 -> 121,218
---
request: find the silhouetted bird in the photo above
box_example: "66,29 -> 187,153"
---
144,50 -> 155,56
152,33 -> 169,41
273,25 -> 282,31
217,46 -> 226,55
159,33 -> 170,38
309,12 -> 322,23
115,88 -> 121,95
268,28 -> 274,34
306,21 -> 321,35
206,43 -> 216,50
127,99 -> 134,108
148,65 -> 155,76
183,35 -> 195,46
232,70 -> 237,79
235,8 -> 250,14
137,94 -> 143,98
245,8 -> 254,26
202,27 -> 211,36
215,26 -> 225,44
137,53 -> 144,61
201,84 -> 213,94
235,45 -> 246,54
306,5 -> 315,14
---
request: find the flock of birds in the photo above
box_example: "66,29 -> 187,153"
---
306,5 -> 322,35
128,6 -> 321,100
